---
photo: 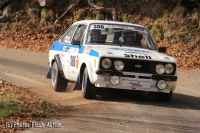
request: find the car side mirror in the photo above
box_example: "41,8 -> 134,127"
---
158,47 -> 166,53
72,40 -> 80,45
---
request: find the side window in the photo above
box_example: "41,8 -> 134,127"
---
61,25 -> 78,44
72,25 -> 87,43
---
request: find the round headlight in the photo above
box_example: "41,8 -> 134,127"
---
101,58 -> 112,69
157,80 -> 167,90
114,60 -> 124,71
165,63 -> 174,74
110,76 -> 120,86
156,64 -> 164,74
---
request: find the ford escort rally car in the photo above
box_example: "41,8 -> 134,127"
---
46,20 -> 177,102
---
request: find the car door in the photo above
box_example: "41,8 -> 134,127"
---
57,25 -> 78,79
67,24 -> 87,80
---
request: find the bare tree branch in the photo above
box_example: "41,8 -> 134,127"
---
54,0 -> 80,25
87,0 -> 104,10
190,0 -> 200,7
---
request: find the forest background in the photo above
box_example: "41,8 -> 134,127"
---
0,0 -> 199,69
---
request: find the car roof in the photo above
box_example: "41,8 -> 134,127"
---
73,20 -> 145,28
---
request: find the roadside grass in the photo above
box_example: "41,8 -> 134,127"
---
0,101 -> 19,119
0,80 -> 56,132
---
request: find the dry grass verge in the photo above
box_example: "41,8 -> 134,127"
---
0,80 -> 56,132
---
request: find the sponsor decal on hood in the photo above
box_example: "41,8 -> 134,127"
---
108,48 -> 152,53
124,53 -> 152,59
88,46 -> 175,62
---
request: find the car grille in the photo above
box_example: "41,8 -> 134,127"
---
121,60 -> 154,74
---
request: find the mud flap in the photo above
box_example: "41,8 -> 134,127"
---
73,74 -> 81,90
46,67 -> 52,79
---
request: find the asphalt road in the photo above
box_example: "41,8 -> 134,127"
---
0,46 -> 200,133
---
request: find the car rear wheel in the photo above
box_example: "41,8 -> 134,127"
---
156,91 -> 173,102
82,67 -> 97,99
51,62 -> 68,92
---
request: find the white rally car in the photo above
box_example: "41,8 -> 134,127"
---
46,20 -> 177,102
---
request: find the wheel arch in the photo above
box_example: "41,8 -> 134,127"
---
78,57 -> 98,84
78,61 -> 96,84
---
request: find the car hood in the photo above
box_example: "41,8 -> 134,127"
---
88,45 -> 176,63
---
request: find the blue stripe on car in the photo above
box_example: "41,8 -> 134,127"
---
109,48 -> 151,53
50,42 -> 99,57
89,49 -> 99,57
50,40 -> 80,52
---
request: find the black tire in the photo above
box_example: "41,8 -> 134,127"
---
156,91 -> 173,102
82,67 -> 97,99
51,62 -> 68,92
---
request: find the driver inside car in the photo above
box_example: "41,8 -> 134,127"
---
124,31 -> 142,46
91,30 -> 101,43
123,31 -> 136,44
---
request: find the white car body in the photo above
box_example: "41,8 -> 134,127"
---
47,20 -> 178,101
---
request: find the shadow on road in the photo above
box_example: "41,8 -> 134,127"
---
94,89 -> 200,110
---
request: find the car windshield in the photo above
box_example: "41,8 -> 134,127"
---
86,23 -> 156,50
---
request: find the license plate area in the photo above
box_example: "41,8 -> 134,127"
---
121,80 -> 151,88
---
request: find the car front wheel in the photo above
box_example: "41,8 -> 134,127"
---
82,67 -> 97,99
156,91 -> 173,102
51,62 -> 68,92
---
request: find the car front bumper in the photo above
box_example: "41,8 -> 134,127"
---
95,70 -> 177,93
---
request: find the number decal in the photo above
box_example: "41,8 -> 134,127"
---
70,55 -> 76,67
70,55 -> 79,68
92,25 -> 104,29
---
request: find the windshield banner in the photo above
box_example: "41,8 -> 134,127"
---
90,24 -> 148,34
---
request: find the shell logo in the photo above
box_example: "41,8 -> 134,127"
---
75,55 -> 79,69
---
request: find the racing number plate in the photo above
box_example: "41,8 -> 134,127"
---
121,80 -> 151,88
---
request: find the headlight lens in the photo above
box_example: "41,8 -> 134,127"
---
157,80 -> 167,90
110,76 -> 120,86
114,60 -> 124,71
101,58 -> 112,69
156,64 -> 165,74
165,63 -> 174,74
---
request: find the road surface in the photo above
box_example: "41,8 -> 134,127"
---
0,46 -> 200,133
